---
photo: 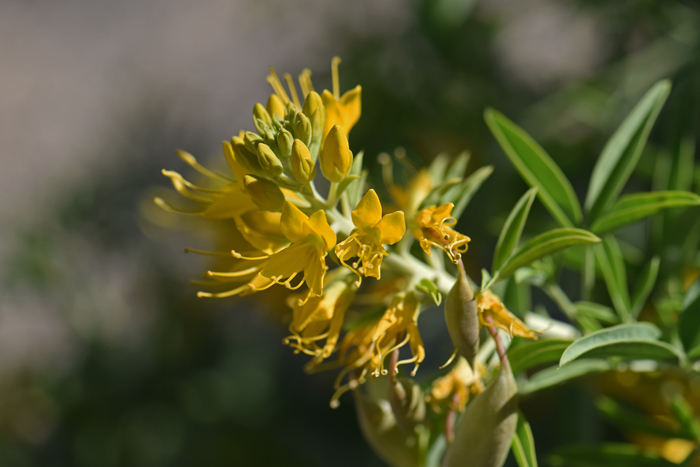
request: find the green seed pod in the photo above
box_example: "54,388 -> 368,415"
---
243,175 -> 285,212
294,112 -> 312,147
277,128 -> 294,158
290,139 -> 316,184
388,377 -> 426,434
253,103 -> 272,126
256,143 -> 284,177
442,366 -> 518,467
445,266 -> 479,369
353,378 -> 421,467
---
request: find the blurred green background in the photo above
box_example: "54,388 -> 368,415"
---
2,0 -> 700,465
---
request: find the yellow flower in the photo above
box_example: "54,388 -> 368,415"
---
330,293 -> 424,407
198,201 -> 336,299
425,357 -> 485,413
475,289 -> 538,339
414,203 -> 471,263
335,189 -> 405,283
321,56 -> 361,146
284,277 -> 355,367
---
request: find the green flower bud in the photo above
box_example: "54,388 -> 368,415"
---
231,136 -> 262,173
290,139 -> 316,184
445,266 -> 479,369
266,94 -> 286,120
320,125 -> 352,182
244,131 -> 264,154
442,366 -> 518,467
256,143 -> 284,177
303,91 -> 325,142
243,175 -> 285,212
285,102 -> 297,121
277,128 -> 294,158
253,103 -> 272,126
388,377 -> 426,434
294,112 -> 312,146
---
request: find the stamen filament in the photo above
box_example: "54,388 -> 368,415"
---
154,197 -> 205,215
176,150 -> 232,183
283,73 -> 302,109
331,56 -> 341,100
267,67 -> 290,104
298,68 -> 314,97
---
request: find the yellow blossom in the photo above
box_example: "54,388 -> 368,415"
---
475,289 -> 538,339
335,189 -> 405,283
321,56 -> 361,146
284,276 -> 355,367
320,124 -> 353,182
330,293 -> 424,407
414,203 -> 471,263
426,357 -> 485,413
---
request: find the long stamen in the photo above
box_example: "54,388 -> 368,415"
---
267,67 -> 291,104
166,176 -> 214,204
377,153 -> 395,189
283,73 -> 302,109
330,377 -> 359,409
231,250 -> 270,261
176,150 -> 232,183
161,170 -> 222,193
197,284 -> 251,298
298,68 -> 314,97
206,267 -> 261,279
439,348 -> 459,369
331,56 -> 341,100
154,197 -> 205,215
184,247 -> 233,257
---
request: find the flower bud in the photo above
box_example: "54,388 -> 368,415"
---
285,102 -> 297,121
291,139 -> 316,184
244,131 -> 264,154
231,136 -> 262,173
442,366 -> 518,467
320,125 -> 352,182
294,112 -> 312,146
388,377 -> 426,434
445,266 -> 479,369
303,91 -> 325,142
266,94 -> 286,120
253,103 -> 272,126
243,175 -> 285,212
256,143 -> 284,177
277,128 -> 294,158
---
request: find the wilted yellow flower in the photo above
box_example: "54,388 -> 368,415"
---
426,357 -> 485,413
330,293 -> 424,407
476,289 -> 538,339
335,189 -> 405,283
414,203 -> 471,263
321,56 -> 361,146
284,276 -> 355,367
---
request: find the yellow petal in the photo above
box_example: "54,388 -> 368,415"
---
352,189 -> 382,227
321,90 -> 343,146
304,210 -> 337,251
235,210 -> 288,254
222,141 -> 247,182
335,235 -> 360,262
203,189 -> 255,219
304,252 -> 327,296
376,211 -> 406,245
262,242 -> 312,279
339,85 -> 361,133
280,201 -> 308,242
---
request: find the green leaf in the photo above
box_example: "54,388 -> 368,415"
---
630,256 -> 660,319
336,175 -> 360,199
520,359 -> 611,395
428,153 -> 450,185
512,412 -> 538,467
678,277 -> 700,351
574,302 -> 620,324
559,323 -> 682,367
349,150 -> 364,178
346,150 -> 364,207
508,339 -> 572,374
444,151 -> 470,180
671,395 -> 700,442
420,177 -> 463,208
585,80 -> 671,221
549,443 -> 679,467
497,228 -> 601,279
688,345 -> 700,361
485,108 -> 582,227
590,191 -> 700,234
442,166 -> 494,219
597,396 -> 694,440
668,137 -> 695,192
493,188 -> 538,273
416,278 -> 442,306
594,236 -> 631,321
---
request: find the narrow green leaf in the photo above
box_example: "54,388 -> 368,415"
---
520,359 -> 612,395
689,345 -> 700,361
559,323 -> 682,367
428,153 -> 450,185
336,175 -> 360,199
512,412 -> 538,467
585,80 -> 671,221
594,236 -> 631,321
493,188 -> 538,272
420,177 -> 463,208
574,302 -> 619,324
668,137 -> 695,192
416,278 -> 441,306
508,339 -> 572,374
485,109 -> 582,227
597,396 -> 694,440
549,443 -> 679,467
671,395 -> 700,442
498,228 -> 601,279
678,277 -> 700,351
444,166 -> 494,219
444,151 -> 470,180
630,256 -> 660,319
590,191 -> 700,234
348,150 -> 364,178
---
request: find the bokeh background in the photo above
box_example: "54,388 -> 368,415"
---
2,0 -> 700,465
